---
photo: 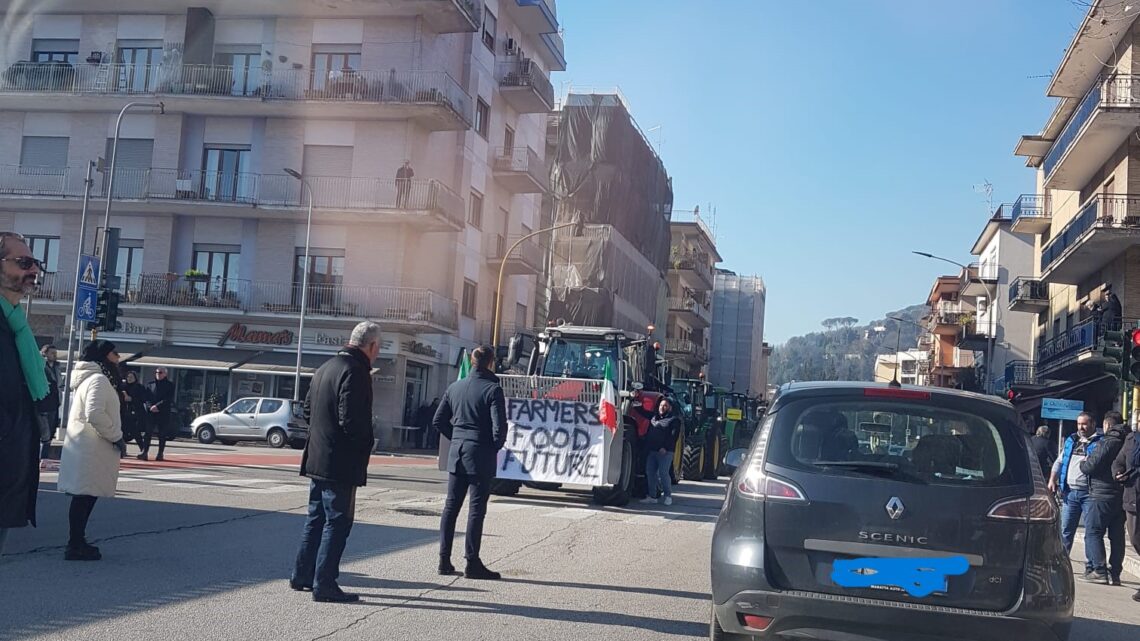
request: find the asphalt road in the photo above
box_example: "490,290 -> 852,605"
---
1,442 -> 1139,641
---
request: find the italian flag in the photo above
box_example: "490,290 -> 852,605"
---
598,359 -> 618,434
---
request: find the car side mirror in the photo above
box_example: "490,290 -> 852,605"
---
723,448 -> 748,471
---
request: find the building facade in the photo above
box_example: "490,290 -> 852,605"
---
709,271 -> 767,396
0,0 -> 566,444
1011,0 -> 1140,419
923,276 -> 977,389
873,349 -> 929,387
665,210 -> 719,378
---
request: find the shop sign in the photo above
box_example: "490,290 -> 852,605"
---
218,323 -> 295,348
314,331 -> 348,347
403,340 -> 440,359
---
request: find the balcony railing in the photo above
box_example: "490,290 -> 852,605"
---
1043,74 -> 1140,179
1009,277 -> 1048,306
33,272 -> 459,331
1037,317 -> 1099,374
1039,194 -> 1140,273
667,296 -> 712,324
671,249 -> 713,284
492,146 -> 550,192
1011,193 -> 1050,224
486,233 -> 544,271
1004,360 -> 1039,387
964,262 -> 997,281
671,209 -> 715,243
665,337 -> 708,361
0,62 -> 473,125
495,58 -> 554,111
0,165 -> 465,228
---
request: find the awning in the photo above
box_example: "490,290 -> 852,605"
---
60,342 -> 150,365
123,346 -> 259,372
230,351 -> 330,376
1013,374 -> 1115,414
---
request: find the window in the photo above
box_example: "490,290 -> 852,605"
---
202,147 -> 253,202
19,136 -> 68,174
469,190 -> 484,228
475,98 -> 490,139
214,47 -> 261,96
227,398 -> 259,414
32,39 -> 79,64
115,240 -> 144,289
462,279 -> 478,318
192,244 -> 241,295
482,9 -> 497,51
504,125 -> 515,151
24,236 -> 60,273
116,41 -> 163,92
311,46 -> 362,92
259,399 -> 284,414
294,249 -> 345,310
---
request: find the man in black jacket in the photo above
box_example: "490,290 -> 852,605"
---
142,368 -> 175,461
1079,410 -> 1128,585
1030,425 -> 1056,481
642,398 -> 680,505
291,321 -> 380,603
1112,422 -> 1140,601
434,345 -> 508,580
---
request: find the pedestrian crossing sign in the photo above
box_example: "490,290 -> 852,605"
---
78,254 -> 100,288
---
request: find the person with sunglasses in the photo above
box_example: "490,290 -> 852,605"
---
0,232 -> 49,555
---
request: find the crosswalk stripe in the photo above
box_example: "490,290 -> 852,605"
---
236,484 -> 308,494
130,473 -> 218,481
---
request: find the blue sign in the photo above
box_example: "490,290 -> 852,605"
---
1041,397 -> 1084,420
74,286 -> 98,323
77,254 -> 100,288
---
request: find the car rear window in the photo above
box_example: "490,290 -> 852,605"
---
767,399 -> 1018,486
260,399 -> 283,414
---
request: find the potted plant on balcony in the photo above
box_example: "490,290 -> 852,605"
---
184,268 -> 209,283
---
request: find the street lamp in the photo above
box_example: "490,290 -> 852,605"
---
913,250 -> 998,390
491,220 -> 580,349
100,102 -> 164,279
285,167 -> 314,401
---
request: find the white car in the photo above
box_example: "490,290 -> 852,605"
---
191,397 -> 308,449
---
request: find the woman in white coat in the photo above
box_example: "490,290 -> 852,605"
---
58,340 -> 127,561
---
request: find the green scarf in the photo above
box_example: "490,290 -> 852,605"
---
0,296 -> 48,401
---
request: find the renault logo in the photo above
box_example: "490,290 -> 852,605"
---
885,497 -> 905,520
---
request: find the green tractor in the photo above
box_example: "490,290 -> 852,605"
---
716,392 -> 766,474
669,378 -> 724,481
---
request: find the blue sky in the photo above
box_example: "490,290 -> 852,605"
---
551,0 -> 1085,343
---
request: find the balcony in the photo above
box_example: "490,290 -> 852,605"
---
30,273 -> 459,333
665,337 -> 708,363
957,315 -> 995,351
0,63 -> 473,130
492,147 -> 549,193
930,304 -> 970,335
1010,194 -> 1051,235
496,58 -> 555,113
1041,74 -> 1140,190
1004,360 -> 1040,388
670,249 -> 714,289
1039,194 -> 1140,284
959,262 -> 998,298
421,0 -> 483,33
667,296 -> 712,328
0,166 -> 465,231
1008,277 -> 1049,312
930,343 -> 975,370
485,233 -> 544,276
1037,317 -> 1101,376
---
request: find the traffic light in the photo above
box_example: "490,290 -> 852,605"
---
1103,328 -> 1127,379
90,288 -> 120,332
1129,329 -> 1140,381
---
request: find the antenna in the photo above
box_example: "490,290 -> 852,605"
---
972,180 -> 994,214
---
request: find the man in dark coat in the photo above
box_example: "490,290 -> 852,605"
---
142,367 -> 175,461
1079,411 -> 1128,585
37,344 -> 61,461
1030,425 -> 1056,481
1112,422 -> 1140,601
0,232 -> 45,554
291,321 -> 380,603
434,345 -> 508,580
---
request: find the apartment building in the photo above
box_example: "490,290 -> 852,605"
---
958,205 -> 1037,395
0,1 -> 565,442
873,350 -> 929,387
923,276 -> 977,389
544,92 -> 674,334
1011,0 -> 1140,418
709,271 -> 767,396
665,209 -> 720,378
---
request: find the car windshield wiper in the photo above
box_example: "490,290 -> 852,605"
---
814,461 -> 928,484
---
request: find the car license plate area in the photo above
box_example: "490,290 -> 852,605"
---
811,553 -> 975,600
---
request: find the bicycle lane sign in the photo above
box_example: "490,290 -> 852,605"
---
75,254 -> 100,323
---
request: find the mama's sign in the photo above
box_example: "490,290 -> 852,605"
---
217,323 -> 295,347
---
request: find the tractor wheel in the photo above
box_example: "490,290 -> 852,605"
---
681,432 -> 705,481
592,424 -> 636,507
704,429 -> 726,480
670,429 -> 685,487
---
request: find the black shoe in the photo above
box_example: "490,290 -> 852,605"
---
289,579 -> 312,592
155,454 -> 165,462
64,545 -> 101,561
439,560 -> 458,576
1109,575 -> 1122,587
464,560 -> 501,580
312,588 -> 359,603
137,453 -> 148,461
1081,570 -> 1109,584
1132,589 -> 1140,602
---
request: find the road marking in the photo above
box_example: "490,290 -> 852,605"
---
130,473 -> 218,481
236,484 -> 308,494
627,514 -> 670,526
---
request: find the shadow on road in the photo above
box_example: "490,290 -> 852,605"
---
0,491 -> 436,641
1072,617 -> 1140,639
501,577 -> 708,601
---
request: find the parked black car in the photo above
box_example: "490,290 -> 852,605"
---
711,382 -> 1073,641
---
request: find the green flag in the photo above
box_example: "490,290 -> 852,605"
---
457,348 -> 471,380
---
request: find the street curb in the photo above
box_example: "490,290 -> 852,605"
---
1071,533 -> 1140,579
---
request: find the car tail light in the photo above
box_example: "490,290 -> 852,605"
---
737,467 -> 807,503
739,614 -> 773,631
986,495 -> 1056,523
864,387 -> 931,400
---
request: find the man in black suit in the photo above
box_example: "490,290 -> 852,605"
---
434,345 -> 508,580
143,368 -> 175,461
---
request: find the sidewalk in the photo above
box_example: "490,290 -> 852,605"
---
1071,528 -> 1140,580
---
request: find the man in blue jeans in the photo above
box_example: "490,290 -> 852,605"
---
642,398 -> 680,506
1049,411 -> 1101,574
1079,411 -> 1128,584
290,321 -> 381,603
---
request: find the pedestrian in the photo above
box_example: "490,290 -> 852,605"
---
291,321 -> 381,603
142,367 -> 175,461
1102,285 -> 1122,332
1079,411 -> 1128,585
395,160 -> 414,208
1048,411 -> 1100,576
120,370 -> 150,455
0,231 -> 48,556
58,340 -> 127,561
1112,416 -> 1140,601
1031,425 -> 1056,481
434,345 -> 508,580
38,343 -> 62,462
641,398 -> 680,506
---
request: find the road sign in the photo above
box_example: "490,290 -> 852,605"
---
74,287 -> 98,323
1041,397 -> 1084,420
77,254 -> 100,288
